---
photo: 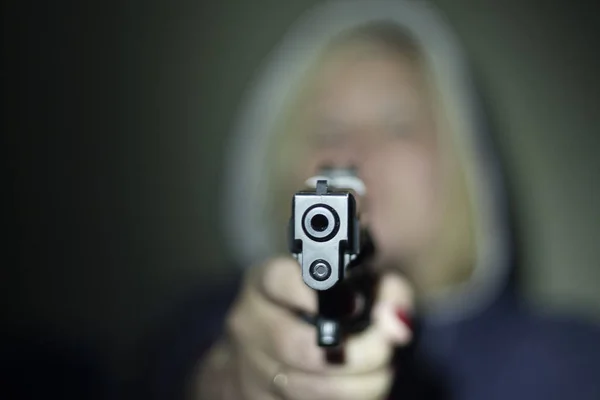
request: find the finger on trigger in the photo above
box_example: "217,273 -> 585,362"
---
372,273 -> 414,345
259,256 -> 317,313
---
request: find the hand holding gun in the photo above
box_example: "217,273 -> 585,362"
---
196,168 -> 413,399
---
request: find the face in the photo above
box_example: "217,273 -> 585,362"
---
297,44 -> 443,265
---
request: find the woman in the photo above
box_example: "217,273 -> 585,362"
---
145,2 -> 600,399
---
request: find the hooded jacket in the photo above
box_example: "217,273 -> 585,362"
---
144,2 -> 600,399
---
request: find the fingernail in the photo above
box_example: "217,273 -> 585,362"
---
395,308 -> 412,330
375,303 -> 412,344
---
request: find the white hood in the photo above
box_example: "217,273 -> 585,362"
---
220,0 -> 510,325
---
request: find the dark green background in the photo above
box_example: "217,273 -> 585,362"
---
4,0 -> 600,384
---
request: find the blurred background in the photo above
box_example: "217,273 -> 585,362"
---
4,0 -> 600,396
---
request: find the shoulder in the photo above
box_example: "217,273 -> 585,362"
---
495,309 -> 600,399
505,310 -> 600,365
452,299 -> 600,400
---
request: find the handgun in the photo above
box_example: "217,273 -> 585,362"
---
289,168 -> 377,349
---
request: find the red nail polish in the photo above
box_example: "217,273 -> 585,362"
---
396,309 -> 412,329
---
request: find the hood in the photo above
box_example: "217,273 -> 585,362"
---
220,0 -> 511,325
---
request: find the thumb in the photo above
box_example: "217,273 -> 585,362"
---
372,273 -> 414,346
